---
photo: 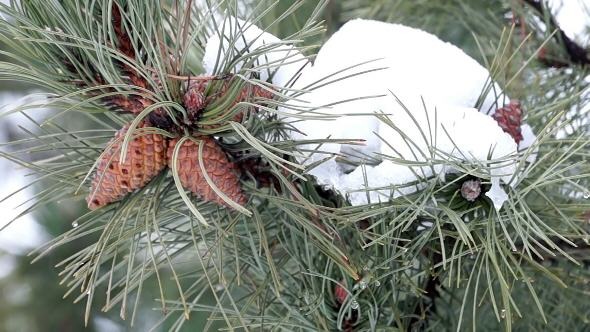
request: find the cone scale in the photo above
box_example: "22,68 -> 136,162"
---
167,136 -> 247,207
493,100 -> 524,143
86,122 -> 168,210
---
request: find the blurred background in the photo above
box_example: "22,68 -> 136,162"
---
0,34 -> 130,332
0,0 -> 588,331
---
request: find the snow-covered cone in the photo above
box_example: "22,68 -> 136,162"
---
87,122 -> 168,210
493,100 -> 524,143
461,179 -> 482,202
167,136 -> 246,206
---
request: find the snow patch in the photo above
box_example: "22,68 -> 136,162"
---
298,19 -> 507,114
201,18 -> 538,210
547,0 -> 590,47
203,16 -> 309,88
282,19 -> 529,210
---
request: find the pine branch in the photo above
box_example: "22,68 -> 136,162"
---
1,1 -> 589,331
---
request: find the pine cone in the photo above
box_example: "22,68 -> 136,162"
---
231,82 -> 275,122
493,100 -> 523,143
460,179 -> 481,202
189,76 -> 274,127
184,79 -> 208,122
87,122 -> 168,210
167,136 -> 247,207
334,282 -> 348,305
206,76 -> 274,110
238,157 -> 281,190
109,3 -> 154,114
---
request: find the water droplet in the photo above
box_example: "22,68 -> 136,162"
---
584,191 -> 590,199
402,247 -> 408,253
374,280 -> 381,287
350,300 -> 359,310
214,283 -> 224,292
72,221 -> 79,228
500,309 -> 506,319
511,248 -> 517,252
86,289 -> 91,295
359,280 -> 368,290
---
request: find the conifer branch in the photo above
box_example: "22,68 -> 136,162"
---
0,1 -> 589,331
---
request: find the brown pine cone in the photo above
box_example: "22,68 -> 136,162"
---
188,76 -> 274,127
87,122 -> 168,210
493,100 -> 523,143
231,82 -> 275,122
184,79 -> 209,122
229,80 -> 275,107
108,3 -> 155,114
167,136 -> 247,207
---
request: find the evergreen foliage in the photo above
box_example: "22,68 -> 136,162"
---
0,0 -> 589,331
